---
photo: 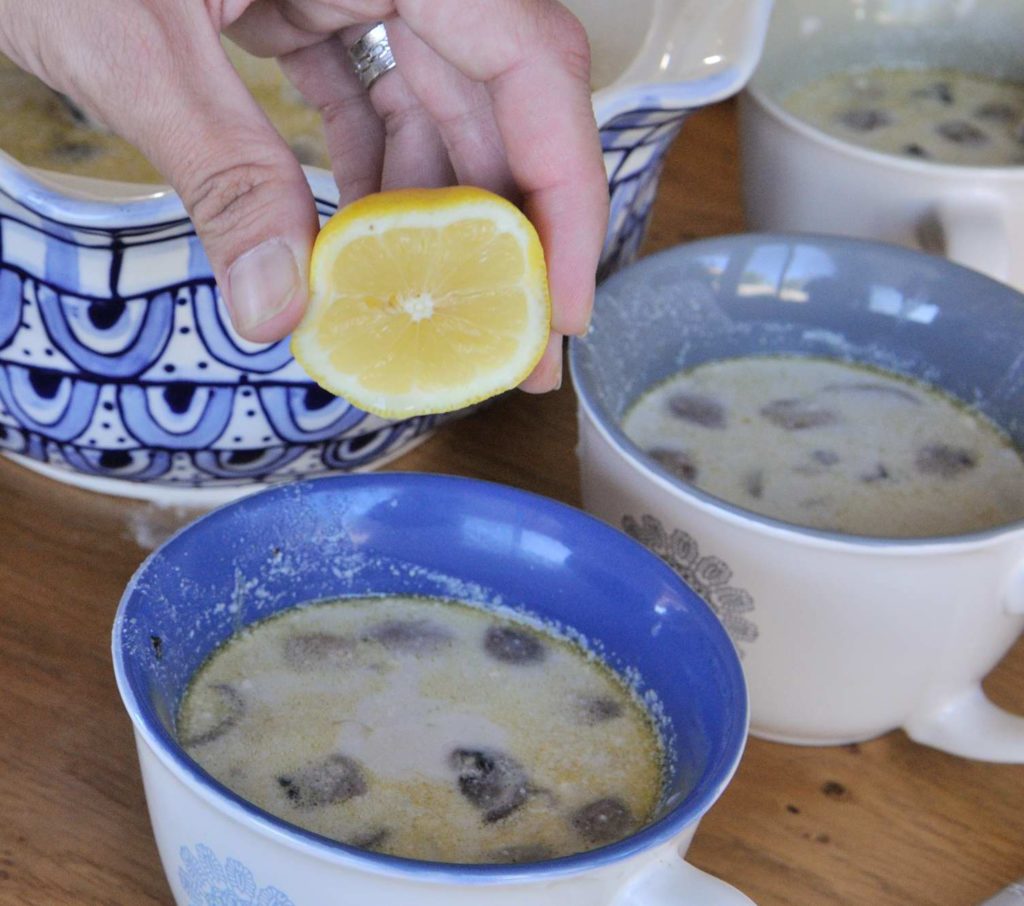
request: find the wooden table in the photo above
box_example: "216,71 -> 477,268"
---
3,99 -> 1023,906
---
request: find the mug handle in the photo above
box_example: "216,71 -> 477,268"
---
904,561 -> 1024,762
612,854 -> 755,905
980,879 -> 1024,905
904,686 -> 1024,763
929,191 -> 1014,288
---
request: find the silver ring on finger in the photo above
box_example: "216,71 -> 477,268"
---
347,22 -> 397,91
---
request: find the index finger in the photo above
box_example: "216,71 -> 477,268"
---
396,0 -> 609,336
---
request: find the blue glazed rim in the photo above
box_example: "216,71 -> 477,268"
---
112,472 -> 749,885
570,232 -> 1024,551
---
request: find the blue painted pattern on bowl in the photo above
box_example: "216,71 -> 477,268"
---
0,1 -> 771,498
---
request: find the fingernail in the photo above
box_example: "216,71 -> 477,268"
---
226,238 -> 301,334
549,344 -> 564,391
551,365 -> 563,391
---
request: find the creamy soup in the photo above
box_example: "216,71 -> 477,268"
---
782,67 -> 1024,166
0,44 -> 329,183
621,356 -> 1024,537
177,595 -> 664,864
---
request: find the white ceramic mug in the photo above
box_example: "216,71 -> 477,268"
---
570,234 -> 1024,762
739,0 -> 1024,292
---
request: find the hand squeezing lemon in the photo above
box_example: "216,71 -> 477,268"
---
290,186 -> 551,419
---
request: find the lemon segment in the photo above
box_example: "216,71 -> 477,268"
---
291,186 -> 551,419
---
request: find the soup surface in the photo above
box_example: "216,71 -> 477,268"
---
621,356 -> 1024,537
178,595 -> 664,863
782,66 -> 1024,166
0,45 -> 329,183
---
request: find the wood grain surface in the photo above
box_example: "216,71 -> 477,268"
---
2,99 -> 1023,905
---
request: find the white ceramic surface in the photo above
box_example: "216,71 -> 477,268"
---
739,0 -> 1024,292
570,234 -> 1024,763
134,748 -> 742,906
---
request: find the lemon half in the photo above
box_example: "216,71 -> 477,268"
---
291,186 -> 551,419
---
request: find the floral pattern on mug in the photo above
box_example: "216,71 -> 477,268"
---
178,843 -> 294,906
622,513 -> 759,654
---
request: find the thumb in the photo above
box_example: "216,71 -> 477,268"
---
130,28 -> 319,342
180,138 -> 318,344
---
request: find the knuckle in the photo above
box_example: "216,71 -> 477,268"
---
184,159 -> 283,247
549,4 -> 589,47
345,1 -> 395,20
502,2 -> 592,82
380,97 -> 424,136
435,101 -> 491,145
320,91 -> 376,128
368,78 -> 427,135
273,1 -> 395,34
544,6 -> 591,75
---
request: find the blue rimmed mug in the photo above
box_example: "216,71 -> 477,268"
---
113,473 -> 751,905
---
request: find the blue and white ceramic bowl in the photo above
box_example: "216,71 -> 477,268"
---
0,0 -> 771,503
113,473 -> 750,905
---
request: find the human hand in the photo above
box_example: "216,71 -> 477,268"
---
0,0 -> 608,392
